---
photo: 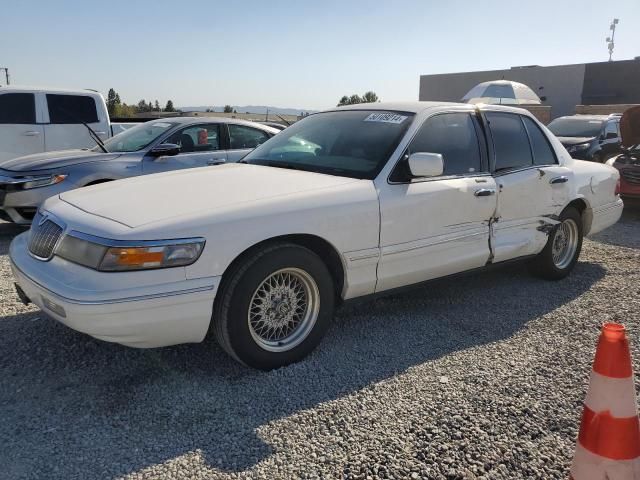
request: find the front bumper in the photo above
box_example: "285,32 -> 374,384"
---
0,177 -> 75,224
10,232 -> 219,348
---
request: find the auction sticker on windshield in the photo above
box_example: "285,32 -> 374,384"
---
364,113 -> 408,124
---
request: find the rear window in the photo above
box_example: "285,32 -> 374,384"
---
47,94 -> 99,124
0,93 -> 36,124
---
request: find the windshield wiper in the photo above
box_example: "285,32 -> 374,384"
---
58,107 -> 108,153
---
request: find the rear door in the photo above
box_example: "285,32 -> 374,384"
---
0,92 -> 44,161
225,123 -> 272,162
43,93 -> 109,151
485,111 -> 572,262
143,123 -> 227,174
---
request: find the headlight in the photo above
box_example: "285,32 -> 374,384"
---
566,143 -> 590,153
56,233 -> 205,271
22,174 -> 67,190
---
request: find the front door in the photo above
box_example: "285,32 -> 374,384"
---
376,111 -> 497,292
0,92 -> 44,161
143,123 -> 227,174
485,111 -> 572,263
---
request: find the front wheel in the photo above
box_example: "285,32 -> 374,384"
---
529,207 -> 583,280
212,243 -> 335,370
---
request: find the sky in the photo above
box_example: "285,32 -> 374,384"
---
1,0 -> 639,110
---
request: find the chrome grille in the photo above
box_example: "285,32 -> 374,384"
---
621,168 -> 640,185
28,212 -> 63,260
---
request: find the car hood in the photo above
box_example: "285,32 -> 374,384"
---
556,137 -> 594,146
59,163 -> 362,228
0,149 -> 120,172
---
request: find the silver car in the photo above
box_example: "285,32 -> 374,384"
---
0,117 -> 278,224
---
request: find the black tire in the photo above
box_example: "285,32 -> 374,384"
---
212,242 -> 335,370
528,206 -> 583,280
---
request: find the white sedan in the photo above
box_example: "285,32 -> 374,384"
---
10,102 -> 623,369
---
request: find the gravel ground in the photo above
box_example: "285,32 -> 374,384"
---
0,206 -> 639,480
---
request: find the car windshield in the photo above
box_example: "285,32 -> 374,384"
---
242,110 -> 415,179
547,118 -> 603,138
96,121 -> 178,153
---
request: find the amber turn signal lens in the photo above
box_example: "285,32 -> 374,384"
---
110,248 -> 165,266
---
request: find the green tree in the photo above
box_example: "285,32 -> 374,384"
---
136,99 -> 148,112
362,91 -> 379,103
154,100 -> 160,112
337,95 -> 350,107
106,88 -> 121,116
164,100 -> 175,112
223,105 -> 233,113
337,91 -> 379,106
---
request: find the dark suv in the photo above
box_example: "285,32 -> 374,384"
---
547,114 -> 622,162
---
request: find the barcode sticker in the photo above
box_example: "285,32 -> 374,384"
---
364,113 -> 408,124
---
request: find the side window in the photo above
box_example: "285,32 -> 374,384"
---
604,121 -> 619,139
486,112 -> 533,171
522,116 -> 557,166
228,124 -> 270,149
165,124 -> 220,153
0,93 -> 36,124
47,94 -> 98,124
407,113 -> 482,176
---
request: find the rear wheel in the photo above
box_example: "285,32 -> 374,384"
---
529,206 -> 583,280
212,243 -> 335,370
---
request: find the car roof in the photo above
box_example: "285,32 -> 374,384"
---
0,85 -> 103,96
146,116 -> 279,132
552,115 -> 611,122
328,101 -> 534,116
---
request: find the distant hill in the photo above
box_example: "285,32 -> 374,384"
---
178,105 -> 317,116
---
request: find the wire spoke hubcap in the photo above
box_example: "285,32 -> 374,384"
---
248,268 -> 320,352
551,218 -> 579,269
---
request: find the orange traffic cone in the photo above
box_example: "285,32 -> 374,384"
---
570,323 -> 640,479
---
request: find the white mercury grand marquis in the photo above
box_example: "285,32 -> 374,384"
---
10,102 -> 623,369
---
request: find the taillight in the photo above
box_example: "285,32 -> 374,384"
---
615,178 -> 621,196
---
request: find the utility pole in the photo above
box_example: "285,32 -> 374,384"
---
606,18 -> 619,62
0,67 -> 9,85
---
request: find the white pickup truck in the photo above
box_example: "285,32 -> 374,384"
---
0,86 -> 128,161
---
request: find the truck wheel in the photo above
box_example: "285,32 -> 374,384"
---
529,206 -> 583,280
212,243 -> 335,370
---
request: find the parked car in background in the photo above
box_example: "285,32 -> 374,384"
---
0,117 -> 277,223
0,86 -> 130,161
607,106 -> 640,200
547,114 -> 622,162
9,102 -> 622,370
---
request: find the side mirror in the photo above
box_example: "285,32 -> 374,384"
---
605,132 -> 618,140
149,143 -> 180,157
407,152 -> 443,178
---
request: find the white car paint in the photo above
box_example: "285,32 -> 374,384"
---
10,102 -> 623,349
0,86 -> 112,161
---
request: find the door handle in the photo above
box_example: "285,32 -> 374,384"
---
22,131 -> 40,136
474,188 -> 496,197
550,176 -> 569,185
206,159 -> 225,166
94,131 -> 107,136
